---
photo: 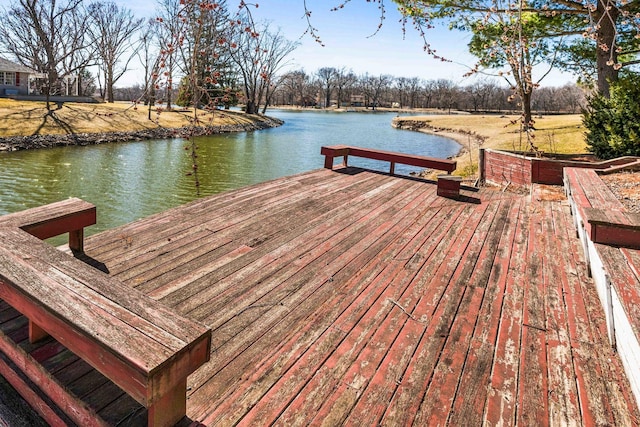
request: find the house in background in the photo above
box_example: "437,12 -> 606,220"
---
0,57 -> 35,96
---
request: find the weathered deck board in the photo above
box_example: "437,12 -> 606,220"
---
543,201 -> 581,425
1,167 -> 639,426
553,199 -> 625,425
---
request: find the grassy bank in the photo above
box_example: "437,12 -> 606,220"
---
0,98 -> 264,137
395,114 -> 585,178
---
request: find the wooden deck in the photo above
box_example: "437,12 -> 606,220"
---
1,166 -> 639,425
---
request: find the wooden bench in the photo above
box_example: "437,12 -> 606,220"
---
564,167 -> 640,405
321,145 -> 457,175
564,168 -> 640,249
0,197 -> 96,252
0,200 -> 212,427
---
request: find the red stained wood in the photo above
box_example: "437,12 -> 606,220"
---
486,149 -> 639,186
0,352 -> 70,427
553,200 -> 620,425
0,197 -> 96,244
29,321 -> 49,344
1,168 -> 638,426
321,145 -> 457,174
543,203 -> 581,424
585,208 -> 640,249
0,329 -> 106,426
450,199 -> 523,425
517,206 -> 550,426
0,199 -> 211,426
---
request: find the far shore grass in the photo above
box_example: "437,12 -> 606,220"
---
399,113 -> 586,178
0,98 -> 263,137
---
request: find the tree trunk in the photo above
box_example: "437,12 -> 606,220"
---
522,90 -> 533,132
596,7 -> 619,97
245,100 -> 257,114
107,69 -> 114,103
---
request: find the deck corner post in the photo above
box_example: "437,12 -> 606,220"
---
390,162 -> 395,175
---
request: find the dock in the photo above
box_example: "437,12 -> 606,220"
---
1,165 -> 639,425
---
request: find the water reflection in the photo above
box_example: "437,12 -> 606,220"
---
0,110 -> 460,237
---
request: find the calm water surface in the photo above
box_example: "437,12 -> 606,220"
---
0,110 -> 460,237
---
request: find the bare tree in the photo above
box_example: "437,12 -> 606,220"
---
229,21 -> 297,114
259,28 -> 298,113
278,69 -> 312,106
361,74 -> 394,110
316,67 -> 337,108
395,77 -> 423,109
88,2 -> 144,103
174,0 -> 233,109
136,19 -> 161,117
0,0 -> 93,108
466,79 -> 500,112
432,79 -> 459,113
334,67 -> 357,108
154,0 -> 185,110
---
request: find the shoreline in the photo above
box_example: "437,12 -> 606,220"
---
391,117 -> 487,178
0,115 -> 283,152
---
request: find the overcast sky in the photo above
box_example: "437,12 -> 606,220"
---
0,0 -> 576,87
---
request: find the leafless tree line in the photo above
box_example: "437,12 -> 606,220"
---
0,0 -> 145,105
0,0 -> 297,114
271,67 -> 586,114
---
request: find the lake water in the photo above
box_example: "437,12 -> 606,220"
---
0,110 -> 460,237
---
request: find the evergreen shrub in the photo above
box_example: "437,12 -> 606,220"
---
583,74 -> 640,159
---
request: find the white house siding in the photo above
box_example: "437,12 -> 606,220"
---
0,57 -> 35,96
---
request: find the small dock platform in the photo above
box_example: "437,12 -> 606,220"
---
1,166 -> 639,425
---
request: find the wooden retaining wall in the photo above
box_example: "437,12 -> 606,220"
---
480,149 -> 637,186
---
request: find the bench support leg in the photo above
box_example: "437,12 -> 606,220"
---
324,156 -> 334,169
69,229 -> 84,253
147,378 -> 187,427
29,321 -> 49,343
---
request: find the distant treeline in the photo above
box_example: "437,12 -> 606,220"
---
115,67 -> 585,115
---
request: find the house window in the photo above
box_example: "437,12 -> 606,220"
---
0,72 -> 16,86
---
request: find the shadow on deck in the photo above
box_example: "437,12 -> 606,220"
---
1,166 -> 639,425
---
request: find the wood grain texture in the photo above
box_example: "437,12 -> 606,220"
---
0,167 -> 638,426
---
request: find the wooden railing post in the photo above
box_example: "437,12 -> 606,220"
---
478,148 -> 485,184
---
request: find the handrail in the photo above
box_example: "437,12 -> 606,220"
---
321,145 -> 457,175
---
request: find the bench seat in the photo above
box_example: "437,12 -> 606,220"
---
564,168 -> 640,248
0,201 -> 212,426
